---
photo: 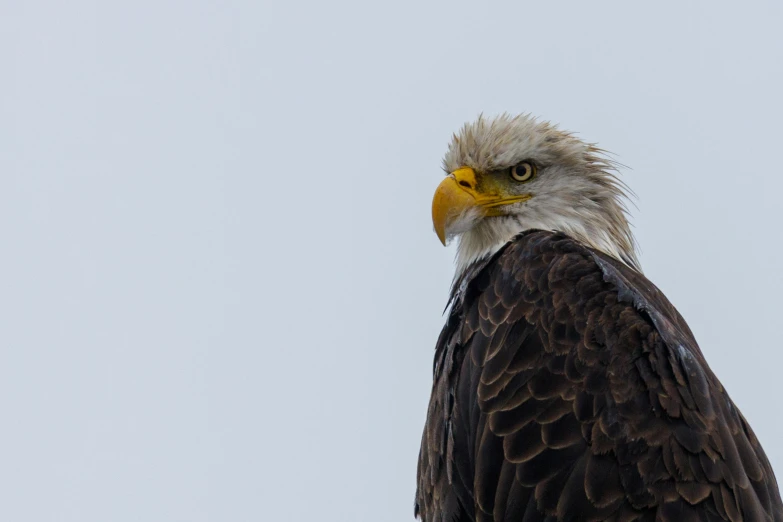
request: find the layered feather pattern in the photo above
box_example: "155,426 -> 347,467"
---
415,231 -> 782,522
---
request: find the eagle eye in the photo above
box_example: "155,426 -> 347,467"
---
510,162 -> 536,182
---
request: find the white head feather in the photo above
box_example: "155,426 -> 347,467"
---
442,114 -> 640,274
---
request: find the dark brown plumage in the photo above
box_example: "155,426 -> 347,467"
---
415,230 -> 783,522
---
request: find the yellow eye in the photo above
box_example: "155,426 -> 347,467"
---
510,162 -> 536,182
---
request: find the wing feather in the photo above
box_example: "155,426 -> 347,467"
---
416,231 -> 783,521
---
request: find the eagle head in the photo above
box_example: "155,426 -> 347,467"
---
432,114 -> 640,273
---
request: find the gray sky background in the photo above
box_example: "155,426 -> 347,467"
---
2,1 -> 782,521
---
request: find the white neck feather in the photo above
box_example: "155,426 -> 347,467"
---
455,214 -> 639,275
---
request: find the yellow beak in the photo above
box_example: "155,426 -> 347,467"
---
431,167 -> 531,245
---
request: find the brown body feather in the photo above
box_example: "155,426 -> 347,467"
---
416,231 -> 783,522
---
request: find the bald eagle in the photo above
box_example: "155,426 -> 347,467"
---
415,114 -> 783,522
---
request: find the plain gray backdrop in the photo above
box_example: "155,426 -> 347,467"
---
2,1 -> 782,521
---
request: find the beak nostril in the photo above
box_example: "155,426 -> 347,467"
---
458,180 -> 472,189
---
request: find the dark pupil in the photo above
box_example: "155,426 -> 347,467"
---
518,166 -> 528,176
